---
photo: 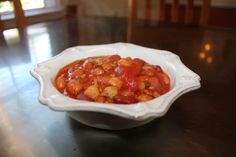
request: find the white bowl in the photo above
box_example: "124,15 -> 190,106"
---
30,43 -> 201,130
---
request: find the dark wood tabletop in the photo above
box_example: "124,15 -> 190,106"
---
0,16 -> 236,157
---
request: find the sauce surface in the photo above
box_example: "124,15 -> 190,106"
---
54,55 -> 170,104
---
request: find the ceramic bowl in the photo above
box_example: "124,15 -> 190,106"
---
30,43 -> 201,130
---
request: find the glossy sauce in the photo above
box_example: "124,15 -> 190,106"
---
54,55 -> 170,104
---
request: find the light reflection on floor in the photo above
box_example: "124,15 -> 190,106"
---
2,24 -> 53,65
0,25 -> 53,99
3,29 -> 20,46
0,24 -> 64,157
27,26 -> 53,64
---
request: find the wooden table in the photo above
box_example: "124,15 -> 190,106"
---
0,16 -> 236,157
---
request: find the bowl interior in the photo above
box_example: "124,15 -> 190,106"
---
45,46 -> 177,93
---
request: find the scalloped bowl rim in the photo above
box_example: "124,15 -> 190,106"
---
30,43 -> 201,121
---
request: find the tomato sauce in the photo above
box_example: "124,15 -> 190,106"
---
54,55 -> 170,104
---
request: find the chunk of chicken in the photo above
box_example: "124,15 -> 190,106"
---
84,84 -> 100,100
66,79 -> 83,96
102,62 -> 113,72
92,67 -> 104,75
137,76 -> 149,90
71,69 -> 85,79
142,64 -> 154,70
55,76 -> 66,91
118,57 -> 132,66
141,64 -> 155,76
153,91 -> 160,97
137,94 -> 153,102
109,55 -> 121,62
102,86 -> 118,98
92,58 -> 103,66
160,73 -> 170,85
109,77 -> 123,88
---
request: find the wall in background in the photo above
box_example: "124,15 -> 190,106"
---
1,0 -> 236,30
76,0 -> 236,17
166,0 -> 236,7
76,0 -> 127,17
75,0 -> 236,28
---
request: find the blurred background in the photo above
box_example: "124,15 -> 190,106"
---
0,0 -> 236,30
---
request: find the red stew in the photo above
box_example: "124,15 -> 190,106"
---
54,55 -> 170,104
